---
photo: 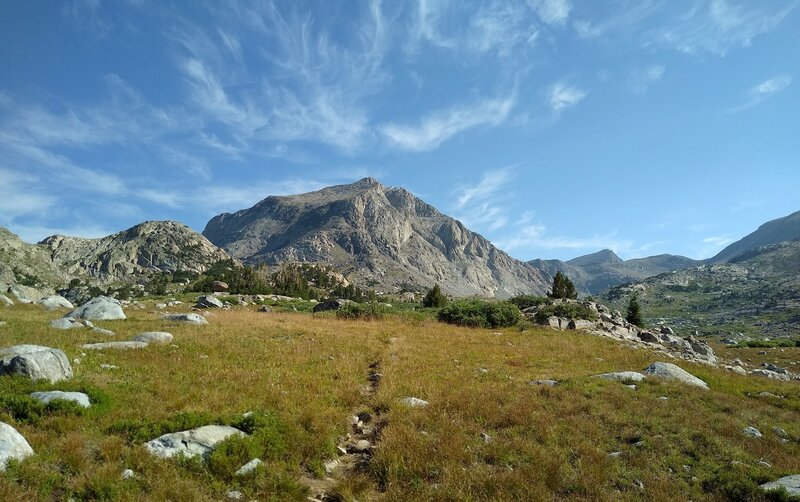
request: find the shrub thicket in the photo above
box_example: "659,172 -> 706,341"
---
437,300 -> 520,328
508,294 -> 551,310
422,284 -> 448,308
335,302 -> 390,320
534,302 -> 598,324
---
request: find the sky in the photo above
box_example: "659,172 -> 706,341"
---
1,0 -> 798,262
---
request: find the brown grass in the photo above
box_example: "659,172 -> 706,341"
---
0,301 -> 798,500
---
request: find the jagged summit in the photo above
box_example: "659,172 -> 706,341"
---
203,178 -> 548,297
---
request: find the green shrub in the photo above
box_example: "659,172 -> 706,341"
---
508,295 -> 551,310
0,394 -> 86,425
534,303 -> 597,324
437,300 -> 520,328
108,411 -> 218,443
422,284 -> 448,308
336,303 -> 390,320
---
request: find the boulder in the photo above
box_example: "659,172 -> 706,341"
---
0,294 -> 14,306
29,391 -> 91,408
685,336 -> 717,363
162,313 -> 209,325
66,296 -> 126,320
750,369 -> 791,381
195,295 -> 223,309
257,306 -> 272,313
593,371 -> 646,382
567,319 -> 595,330
743,426 -> 762,438
144,425 -> 247,459
211,281 -> 229,292
8,284 -> 44,304
312,299 -> 354,313
49,317 -> 84,330
760,475 -> 800,496
637,331 -> 660,344
530,379 -> 559,387
660,326 -> 675,335
36,295 -> 74,311
82,341 -> 148,350
399,397 -> 429,408
0,422 -> 34,471
132,332 -> 173,344
0,345 -> 73,383
539,316 -> 562,328
92,327 -> 115,336
643,362 -> 708,390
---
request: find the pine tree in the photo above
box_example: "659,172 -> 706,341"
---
549,271 -> 578,300
626,294 -> 644,326
422,284 -> 448,308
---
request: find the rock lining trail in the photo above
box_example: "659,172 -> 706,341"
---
302,359 -> 388,501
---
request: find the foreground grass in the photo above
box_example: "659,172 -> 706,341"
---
0,302 -> 797,501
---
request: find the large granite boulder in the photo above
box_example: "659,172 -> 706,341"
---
66,296 -> 126,320
761,475 -> 800,496
36,295 -> 74,311
0,345 -> 73,383
593,371 -> 646,382
162,313 -> 209,325
312,299 -> 354,313
144,425 -> 247,459
643,362 -> 708,390
82,341 -> 148,351
132,332 -> 173,344
0,422 -> 34,471
195,295 -> 223,309
49,317 -> 85,330
7,285 -> 45,304
29,391 -> 91,408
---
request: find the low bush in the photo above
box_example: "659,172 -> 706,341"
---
534,303 -> 598,324
336,303 -> 390,321
508,295 -> 551,310
437,300 -> 520,328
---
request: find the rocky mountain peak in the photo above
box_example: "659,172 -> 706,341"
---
203,179 -> 548,297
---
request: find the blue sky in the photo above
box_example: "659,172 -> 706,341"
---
1,0 -> 798,261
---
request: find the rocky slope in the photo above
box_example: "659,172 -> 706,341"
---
0,227 -> 67,290
708,209 -> 800,263
39,221 -> 232,284
203,178 -> 549,297
598,240 -> 800,339
529,249 -> 699,295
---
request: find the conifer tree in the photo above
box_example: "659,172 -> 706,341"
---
422,284 -> 448,308
626,294 -> 644,326
550,271 -> 578,300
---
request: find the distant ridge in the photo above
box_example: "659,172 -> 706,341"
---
708,209 -> 800,263
203,178 -> 549,298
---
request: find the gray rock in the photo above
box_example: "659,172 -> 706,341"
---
539,316 -> 562,328
660,326 -> 675,335
348,439 -> 372,453
530,379 -> 559,386
82,341 -> 148,350
593,371 -> 646,382
211,281 -> 229,292
66,296 -> 126,320
29,391 -> 90,408
91,327 -> 115,336
162,313 -> 209,325
312,299 -> 354,313
235,458 -> 263,476
257,306 -> 272,313
760,475 -> 800,496
36,295 -> 74,311
121,468 -> 135,480
144,425 -> 247,459
49,317 -> 84,330
751,369 -> 791,381
195,295 -> 223,309
226,491 -> 243,501
643,362 -> 708,389
0,345 -> 73,383
724,365 -> 747,376
155,303 -> 167,309
399,397 -> 429,408
131,332 -> 173,344
0,294 -> 13,306
743,426 -> 763,438
0,422 -> 34,471
567,319 -> 594,330
637,331 -> 660,344
685,336 -> 717,363
8,284 -> 44,304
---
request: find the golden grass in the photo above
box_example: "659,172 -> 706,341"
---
0,302 -> 798,501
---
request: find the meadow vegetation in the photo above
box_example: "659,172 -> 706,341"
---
0,300 -> 798,501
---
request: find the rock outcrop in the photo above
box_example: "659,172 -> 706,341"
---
144,425 -> 246,459
0,422 -> 34,471
643,362 -> 708,389
203,178 -> 548,298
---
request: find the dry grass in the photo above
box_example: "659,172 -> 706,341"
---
0,301 -> 798,501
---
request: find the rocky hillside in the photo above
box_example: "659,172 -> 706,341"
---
598,240 -> 800,339
708,209 -> 800,263
0,227 -> 68,289
529,249 -> 699,295
203,178 -> 549,297
39,221 -> 232,284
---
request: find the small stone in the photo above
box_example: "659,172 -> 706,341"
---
121,469 -> 135,480
92,327 -> 115,336
131,332 -> 173,344
399,397 -> 429,408
226,490 -> 243,500
757,461 -> 772,468
235,458 -> 263,476
658,396 -> 668,400
743,426 -> 763,438
348,439 -> 372,453
530,379 -> 559,387
480,432 -> 492,444
336,445 -> 348,456
100,364 -> 118,370
625,384 -> 637,390
608,451 -> 622,459
773,427 -> 787,438
324,459 -> 340,474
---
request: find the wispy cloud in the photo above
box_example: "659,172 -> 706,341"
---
451,166 -> 519,232
546,81 -> 588,114
381,94 -> 516,151
695,235 -> 733,258
494,221 -> 634,256
468,2 -> 540,56
629,64 -> 666,94
728,75 -> 792,113
530,0 -> 572,26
